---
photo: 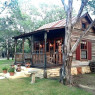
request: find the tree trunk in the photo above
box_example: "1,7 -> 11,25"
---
65,56 -> 73,85
60,47 -> 73,85
60,0 -> 73,85
11,46 -> 14,60
60,0 -> 93,85
6,39 -> 10,60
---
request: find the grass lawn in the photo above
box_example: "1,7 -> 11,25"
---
0,60 -> 92,95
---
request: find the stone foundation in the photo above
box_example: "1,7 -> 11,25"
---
0,66 -> 91,79
46,66 -> 91,78
47,68 -> 60,78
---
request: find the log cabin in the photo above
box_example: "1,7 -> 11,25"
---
13,12 -> 95,77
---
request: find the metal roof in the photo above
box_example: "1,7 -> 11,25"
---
36,12 -> 93,31
37,17 -> 76,31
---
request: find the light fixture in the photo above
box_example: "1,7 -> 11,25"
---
50,43 -> 53,47
40,44 -> 42,48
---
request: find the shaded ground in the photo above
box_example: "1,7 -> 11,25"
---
73,74 -> 95,95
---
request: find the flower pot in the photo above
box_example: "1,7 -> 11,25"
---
9,72 -> 14,76
26,65 -> 30,68
16,64 -> 21,72
3,70 -> 7,74
26,66 -> 30,68
25,63 -> 31,68
16,67 -> 21,72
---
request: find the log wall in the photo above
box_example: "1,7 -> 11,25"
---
71,17 -> 95,67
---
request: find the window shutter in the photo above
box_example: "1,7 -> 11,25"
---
88,41 -> 92,60
76,44 -> 80,60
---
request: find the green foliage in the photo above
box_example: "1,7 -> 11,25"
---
33,4 -> 66,29
2,67 -> 8,70
24,39 -> 30,53
8,67 -> 15,72
0,0 -> 22,57
86,0 -> 95,14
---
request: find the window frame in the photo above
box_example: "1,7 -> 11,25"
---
80,40 -> 88,60
76,40 -> 92,61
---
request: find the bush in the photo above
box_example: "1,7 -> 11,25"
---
8,68 -> 15,72
89,61 -> 95,72
2,67 -> 8,70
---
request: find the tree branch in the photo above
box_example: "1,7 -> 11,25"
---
0,1 -> 8,14
72,0 -> 88,26
70,19 -> 95,53
61,0 -> 68,12
0,6 -> 7,14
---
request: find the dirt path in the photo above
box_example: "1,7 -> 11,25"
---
73,73 -> 95,95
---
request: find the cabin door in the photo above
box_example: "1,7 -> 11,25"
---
55,38 -> 62,64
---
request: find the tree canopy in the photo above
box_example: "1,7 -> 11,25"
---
87,0 -> 95,14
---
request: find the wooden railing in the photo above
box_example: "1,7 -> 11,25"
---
32,53 -> 44,64
32,52 -> 63,67
47,52 -> 63,65
15,52 -> 63,67
15,53 -> 24,62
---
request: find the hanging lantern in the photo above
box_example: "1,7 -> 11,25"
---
50,43 -> 53,47
40,44 -> 42,48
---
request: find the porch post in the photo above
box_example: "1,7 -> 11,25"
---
14,39 -> 17,64
30,35 -> 34,65
22,38 -> 25,64
44,31 -> 47,78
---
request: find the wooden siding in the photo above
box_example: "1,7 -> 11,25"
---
71,17 -> 95,66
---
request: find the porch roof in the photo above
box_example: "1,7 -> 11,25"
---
13,12 -> 93,39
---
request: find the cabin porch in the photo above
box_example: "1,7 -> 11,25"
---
14,28 -> 65,68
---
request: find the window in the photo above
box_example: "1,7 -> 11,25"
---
34,42 -> 39,53
46,42 -> 49,52
82,23 -> 86,29
76,40 -> 92,60
50,40 -> 54,53
81,41 -> 87,59
34,41 -> 44,53
81,50 -> 87,59
39,42 -> 44,53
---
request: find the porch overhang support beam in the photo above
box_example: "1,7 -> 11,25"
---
44,31 -> 47,78
30,35 -> 34,65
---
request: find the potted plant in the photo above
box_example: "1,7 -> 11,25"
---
8,67 -> 15,76
2,67 -> 8,74
16,64 -> 21,72
25,62 -> 31,68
